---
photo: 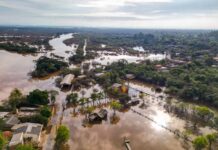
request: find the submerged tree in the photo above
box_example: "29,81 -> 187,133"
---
49,90 -> 59,105
110,100 -> 122,117
55,125 -> 70,149
193,136 -> 208,150
97,92 -> 104,105
91,93 -> 98,106
66,93 -> 78,114
85,106 -> 95,116
206,133 -> 217,150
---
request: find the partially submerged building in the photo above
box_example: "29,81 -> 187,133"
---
111,83 -> 128,93
89,109 -> 108,122
9,123 -> 43,148
60,74 -> 74,88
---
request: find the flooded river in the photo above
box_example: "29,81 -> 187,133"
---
1,33 -> 215,150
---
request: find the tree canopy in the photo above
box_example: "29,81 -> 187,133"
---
55,125 -> 70,145
27,89 -> 49,105
193,136 -> 208,150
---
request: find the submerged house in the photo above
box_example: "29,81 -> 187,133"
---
9,123 -> 43,148
89,109 -> 108,122
60,74 -> 74,88
111,83 -> 128,93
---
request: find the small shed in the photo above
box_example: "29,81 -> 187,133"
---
60,74 -> 74,87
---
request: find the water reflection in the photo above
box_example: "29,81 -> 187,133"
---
62,82 -> 185,150
152,110 -> 170,131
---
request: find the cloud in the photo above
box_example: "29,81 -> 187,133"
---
0,0 -> 217,29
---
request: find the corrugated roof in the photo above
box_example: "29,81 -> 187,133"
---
12,123 -> 43,136
60,74 -> 74,85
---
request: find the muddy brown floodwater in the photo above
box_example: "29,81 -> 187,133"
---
0,50 -> 50,101
1,33 -> 215,150
62,82 -> 187,150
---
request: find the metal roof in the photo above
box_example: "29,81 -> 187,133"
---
60,74 -> 74,85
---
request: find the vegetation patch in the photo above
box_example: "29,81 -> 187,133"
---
31,56 -> 68,77
0,42 -> 37,53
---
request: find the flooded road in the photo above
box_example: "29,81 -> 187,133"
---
1,33 -> 216,150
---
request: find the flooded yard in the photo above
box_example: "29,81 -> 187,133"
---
0,33 -> 217,150
62,82 -> 186,150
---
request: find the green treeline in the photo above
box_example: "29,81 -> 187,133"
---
99,59 -> 218,107
0,42 -> 37,53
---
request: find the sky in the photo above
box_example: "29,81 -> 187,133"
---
0,0 -> 218,29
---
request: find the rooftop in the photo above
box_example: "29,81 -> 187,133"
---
61,74 -> 75,86
9,132 -> 23,147
12,123 -> 43,136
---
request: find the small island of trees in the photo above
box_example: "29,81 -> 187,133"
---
31,56 -> 68,77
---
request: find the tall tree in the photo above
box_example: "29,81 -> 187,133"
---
91,93 -> 98,106
8,88 -> 23,112
206,133 -> 217,150
66,93 -> 78,114
49,90 -> 59,105
27,89 -> 49,105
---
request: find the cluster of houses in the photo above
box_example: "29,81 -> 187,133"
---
155,58 -> 188,72
0,108 -> 43,149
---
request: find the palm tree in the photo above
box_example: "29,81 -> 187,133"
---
206,133 -> 217,150
91,93 -> 97,106
79,97 -> 86,111
110,100 -> 122,118
81,90 -> 86,98
66,93 -> 78,114
49,90 -> 59,105
97,92 -> 104,105
85,98 -> 89,108
85,106 -> 95,119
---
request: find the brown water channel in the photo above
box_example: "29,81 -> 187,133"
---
0,33 -> 215,150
